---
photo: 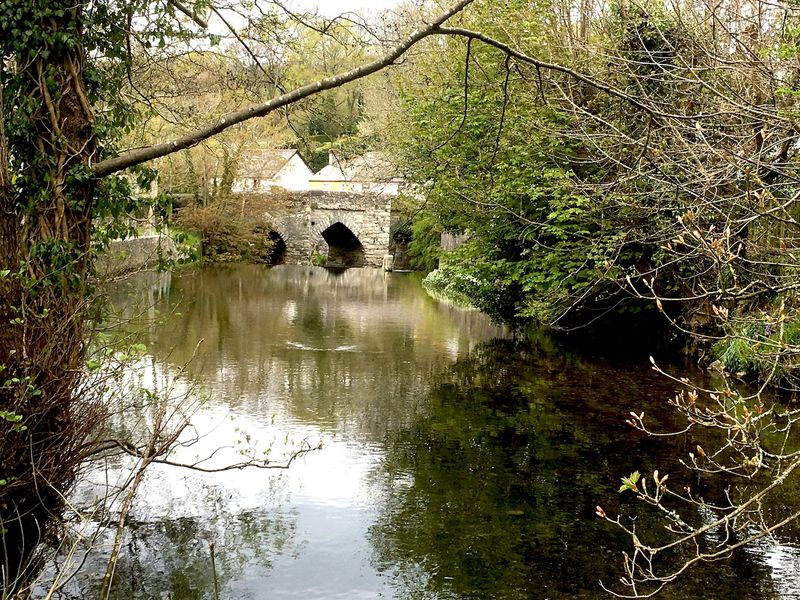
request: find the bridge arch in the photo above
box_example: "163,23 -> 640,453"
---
318,220 -> 367,268
266,230 -> 287,265
313,212 -> 363,241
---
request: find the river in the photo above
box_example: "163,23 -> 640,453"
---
38,264 -> 800,599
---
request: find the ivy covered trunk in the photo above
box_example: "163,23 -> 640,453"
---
0,1 -> 100,590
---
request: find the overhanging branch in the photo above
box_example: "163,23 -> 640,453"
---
167,0 -> 208,28
435,26 -> 691,120
92,0 -> 475,178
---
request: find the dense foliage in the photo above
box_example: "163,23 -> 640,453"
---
380,4 -> 800,593
175,195 -> 280,263
392,0 -> 800,353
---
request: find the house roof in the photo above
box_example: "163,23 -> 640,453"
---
310,152 -> 399,182
309,164 -> 346,182
237,149 -> 301,179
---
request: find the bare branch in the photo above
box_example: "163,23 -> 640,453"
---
167,0 -> 208,28
435,26 -> 721,120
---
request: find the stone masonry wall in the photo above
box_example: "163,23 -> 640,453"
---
264,191 -> 392,268
95,234 -> 177,277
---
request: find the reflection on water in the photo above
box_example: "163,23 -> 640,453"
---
42,265 -> 800,599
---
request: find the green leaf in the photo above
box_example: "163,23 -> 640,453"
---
0,411 -> 23,423
619,470 -> 641,493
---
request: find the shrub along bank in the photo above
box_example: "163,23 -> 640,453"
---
174,194 -> 281,264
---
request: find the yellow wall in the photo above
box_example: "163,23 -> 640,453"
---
309,181 -> 350,192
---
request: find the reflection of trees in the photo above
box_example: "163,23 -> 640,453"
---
118,265 -> 505,442
49,493 -> 300,600
369,340 -> 789,600
96,268 -> 799,598
107,506 -> 298,600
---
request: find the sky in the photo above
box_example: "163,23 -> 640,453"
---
207,0 -> 410,35
290,0 -> 404,17
206,0 -> 410,41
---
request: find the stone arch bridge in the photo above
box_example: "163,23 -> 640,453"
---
262,191 -> 394,268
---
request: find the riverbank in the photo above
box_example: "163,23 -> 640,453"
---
94,234 -> 178,277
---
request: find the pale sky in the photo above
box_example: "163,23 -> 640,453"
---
206,0 -> 410,41
290,0 -> 404,17
207,0 -> 409,35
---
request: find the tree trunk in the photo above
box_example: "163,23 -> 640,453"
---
0,2 -> 99,591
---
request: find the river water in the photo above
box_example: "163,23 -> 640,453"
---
41,265 -> 800,599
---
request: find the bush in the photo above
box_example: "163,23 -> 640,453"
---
174,195 -> 278,263
712,315 -> 800,382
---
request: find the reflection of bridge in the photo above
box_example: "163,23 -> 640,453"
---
265,191 -> 393,268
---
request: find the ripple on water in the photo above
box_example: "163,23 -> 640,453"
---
286,341 -> 358,352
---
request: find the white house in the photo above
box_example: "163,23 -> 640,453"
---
231,149 -> 313,193
308,151 -> 402,196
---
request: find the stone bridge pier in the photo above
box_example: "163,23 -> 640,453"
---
265,192 -> 392,268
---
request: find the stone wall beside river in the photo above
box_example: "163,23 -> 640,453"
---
95,234 -> 177,277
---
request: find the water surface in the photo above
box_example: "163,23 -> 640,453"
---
43,265 -> 800,599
